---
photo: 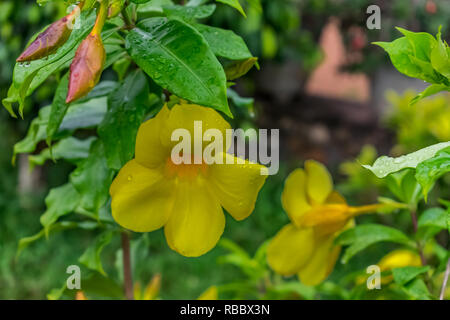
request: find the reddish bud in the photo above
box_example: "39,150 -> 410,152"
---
16,16 -> 72,62
66,33 -> 105,103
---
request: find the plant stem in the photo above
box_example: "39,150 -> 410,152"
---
121,2 -> 134,30
410,209 -> 427,266
439,258 -> 450,300
121,232 -> 134,300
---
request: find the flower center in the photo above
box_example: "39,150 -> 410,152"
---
165,154 -> 208,180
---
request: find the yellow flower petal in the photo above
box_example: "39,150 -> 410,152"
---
300,204 -> 350,228
143,274 -> 161,300
208,153 -> 267,221
197,286 -> 218,300
281,169 -> 311,227
326,191 -> 347,204
110,160 -> 175,232
164,180 -> 225,257
305,160 -> 333,205
135,105 -> 171,168
161,103 -> 231,151
298,234 -> 340,286
378,249 -> 422,271
267,224 -> 315,276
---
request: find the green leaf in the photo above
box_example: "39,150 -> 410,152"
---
395,27 -> 436,62
374,38 -> 435,83
70,140 -> 115,215
194,23 -> 253,60
2,10 -> 96,117
362,141 -> 450,178
392,266 -> 430,286
98,70 -> 150,170
12,97 -> 108,164
415,146 -> 450,197
40,183 -> 81,232
403,278 -> 431,300
216,0 -> 246,17
126,17 -> 231,116
385,169 -> 422,205
410,84 -> 449,105
335,224 -> 413,263
17,221 -> 97,257
163,4 -> 216,20
418,207 -> 448,230
431,28 -> 450,79
29,137 -> 96,170
79,230 -> 114,276
224,57 -> 258,80
46,73 -> 70,146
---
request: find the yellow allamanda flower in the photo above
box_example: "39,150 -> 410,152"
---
267,160 -> 384,286
378,249 -> 422,284
110,103 -> 267,257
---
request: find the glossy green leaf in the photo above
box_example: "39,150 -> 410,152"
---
362,141 -> 450,178
216,0 -> 246,17
415,146 -> 450,197
335,224 -> 413,263
29,137 -> 96,169
40,183 -> 81,232
98,70 -> 150,170
79,230 -> 114,275
126,17 -> 231,116
70,140 -> 115,215
163,4 -> 216,20
194,23 -> 253,60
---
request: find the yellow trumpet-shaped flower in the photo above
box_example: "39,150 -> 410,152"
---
110,103 -> 267,257
267,160 -> 384,286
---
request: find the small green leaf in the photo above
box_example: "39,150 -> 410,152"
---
431,28 -> 450,79
410,84 -> 449,105
70,140 -> 115,215
335,224 -> 413,263
40,183 -> 81,232
385,169 -> 422,205
362,141 -> 450,178
98,70 -> 150,170
392,266 -> 430,286
395,27 -> 436,61
194,24 -> 253,60
415,146 -> 450,197
418,207 -> 448,230
215,0 -> 246,17
79,230 -> 114,276
126,17 -> 231,116
403,278 -> 431,300
224,57 -> 258,80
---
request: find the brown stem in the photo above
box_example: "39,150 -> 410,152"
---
121,2 -> 135,30
121,232 -> 134,300
440,258 -> 450,300
411,209 -> 427,266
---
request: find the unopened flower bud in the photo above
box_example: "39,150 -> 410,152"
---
108,0 -> 125,18
16,4 -> 82,62
66,33 -> 105,103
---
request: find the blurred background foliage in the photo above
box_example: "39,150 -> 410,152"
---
0,0 -> 449,299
